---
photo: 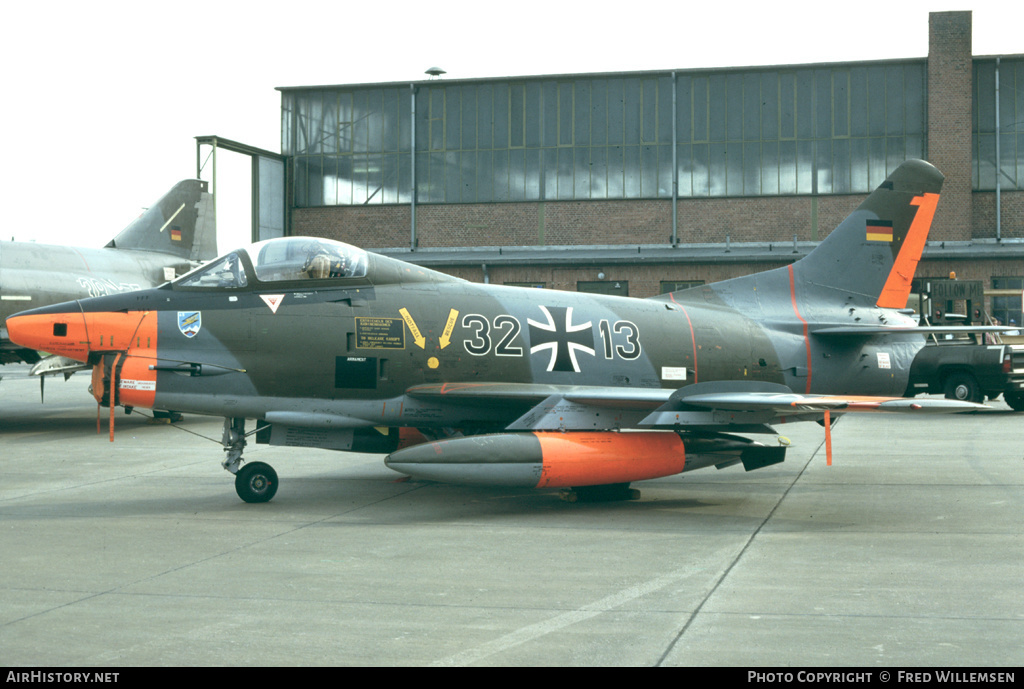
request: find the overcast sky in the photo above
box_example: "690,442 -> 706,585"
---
1,0 -> 1020,253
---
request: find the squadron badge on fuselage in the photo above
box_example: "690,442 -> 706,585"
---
178,311 -> 202,338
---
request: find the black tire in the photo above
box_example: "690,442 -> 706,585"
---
235,462 -> 279,503
943,372 -> 983,404
1004,392 -> 1024,412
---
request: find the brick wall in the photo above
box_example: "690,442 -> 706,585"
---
292,205 -> 411,247
416,255 -> 1023,301
928,11 -> 974,241
293,193 -> 873,249
972,191 -> 1024,240
445,261 -> 795,298
292,185 -> 1021,258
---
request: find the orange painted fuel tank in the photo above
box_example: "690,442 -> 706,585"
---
533,431 -> 686,488
384,431 -> 686,488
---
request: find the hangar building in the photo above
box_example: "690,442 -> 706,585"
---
206,10 -> 1024,325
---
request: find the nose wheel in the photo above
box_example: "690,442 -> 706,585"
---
222,417 -> 279,503
235,461 -> 279,503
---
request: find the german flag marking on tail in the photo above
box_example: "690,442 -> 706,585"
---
866,219 -> 894,242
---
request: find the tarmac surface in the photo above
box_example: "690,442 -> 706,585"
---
1,363 -> 1021,667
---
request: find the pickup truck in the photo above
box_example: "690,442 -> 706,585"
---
905,341 -> 1024,410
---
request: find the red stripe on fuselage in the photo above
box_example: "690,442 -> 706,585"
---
668,293 -> 698,384
788,265 -> 812,394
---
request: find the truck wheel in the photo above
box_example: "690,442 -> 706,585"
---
944,372 -> 983,404
1004,392 -> 1024,412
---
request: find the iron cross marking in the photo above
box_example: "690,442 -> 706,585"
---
527,305 -> 596,373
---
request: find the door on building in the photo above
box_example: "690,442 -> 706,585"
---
577,280 -> 628,297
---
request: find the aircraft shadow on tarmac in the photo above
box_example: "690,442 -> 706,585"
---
0,409 -> 211,442
0,462 -> 745,524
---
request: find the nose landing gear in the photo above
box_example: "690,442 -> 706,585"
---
222,417 -> 278,503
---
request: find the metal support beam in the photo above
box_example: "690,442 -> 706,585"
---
671,72 -> 678,247
195,135 -> 288,243
410,85 -> 418,251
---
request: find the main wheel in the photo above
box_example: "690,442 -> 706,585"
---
943,372 -> 983,404
559,483 -> 640,503
235,462 -> 279,503
1004,391 -> 1024,412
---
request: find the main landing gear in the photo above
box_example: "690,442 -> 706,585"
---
559,483 -> 641,503
222,417 -> 278,503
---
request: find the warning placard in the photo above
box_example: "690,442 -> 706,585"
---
355,317 -> 405,350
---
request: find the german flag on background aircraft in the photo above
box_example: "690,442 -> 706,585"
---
866,219 -> 894,242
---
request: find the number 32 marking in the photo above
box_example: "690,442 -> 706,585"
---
463,313 -> 641,362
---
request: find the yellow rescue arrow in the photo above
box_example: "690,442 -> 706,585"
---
399,308 -> 426,349
439,308 -> 459,349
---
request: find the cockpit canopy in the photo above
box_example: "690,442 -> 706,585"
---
175,238 -> 369,289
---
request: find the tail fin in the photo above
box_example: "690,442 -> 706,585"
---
105,180 -> 217,261
795,159 -> 943,308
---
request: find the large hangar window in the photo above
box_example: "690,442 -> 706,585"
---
974,58 -> 1024,192
991,277 -> 1024,327
282,62 -> 940,208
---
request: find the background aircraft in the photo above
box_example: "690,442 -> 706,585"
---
0,179 -> 215,372
5,160 -> 991,504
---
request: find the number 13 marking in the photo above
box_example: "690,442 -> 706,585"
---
599,319 -> 641,360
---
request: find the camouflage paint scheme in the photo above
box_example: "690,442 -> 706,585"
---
6,160 -> 985,503
0,180 -> 215,365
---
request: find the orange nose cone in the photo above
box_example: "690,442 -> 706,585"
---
6,309 -> 158,364
5,311 -> 90,362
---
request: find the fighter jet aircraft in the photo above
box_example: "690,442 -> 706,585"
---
0,179 -> 215,371
5,159 -> 988,503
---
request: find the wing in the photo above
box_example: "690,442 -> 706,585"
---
405,380 -> 983,434
814,325 -> 1014,337
392,380 -> 985,484
29,355 -> 91,379
405,382 -> 673,407
405,381 -> 676,432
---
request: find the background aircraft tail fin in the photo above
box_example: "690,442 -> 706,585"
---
794,158 -> 944,308
105,180 -> 217,261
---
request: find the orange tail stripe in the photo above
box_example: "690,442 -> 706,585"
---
876,192 -> 940,309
